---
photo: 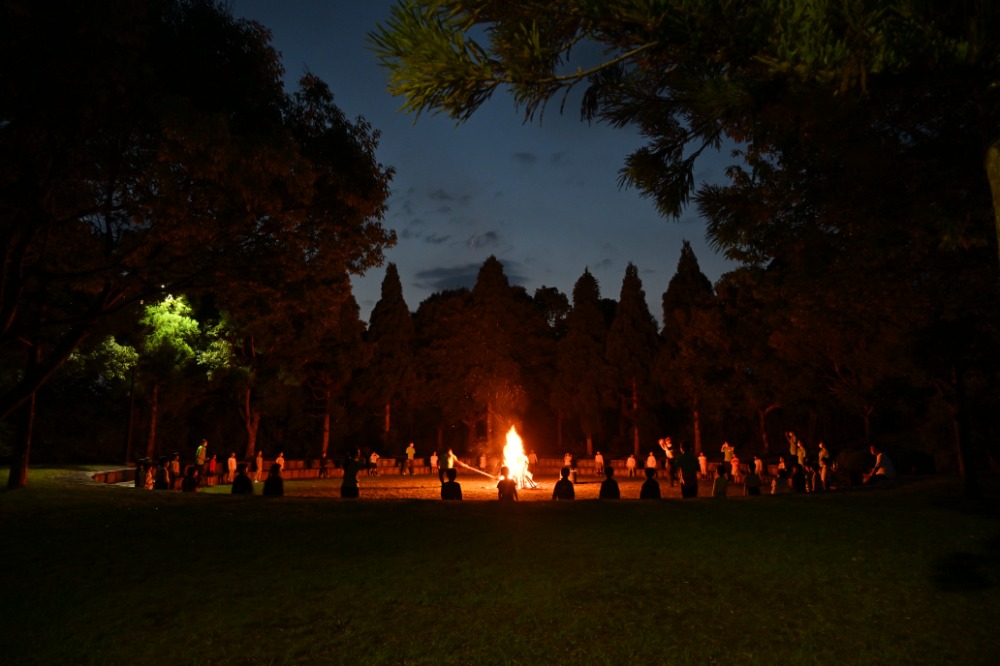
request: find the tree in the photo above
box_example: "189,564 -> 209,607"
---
362,264 -> 417,453
605,263 -> 659,457
371,1 -> 1000,496
137,296 -> 200,459
552,270 -> 611,456
2,0 -> 393,486
372,1 -> 1000,238
303,295 -> 368,459
657,242 -> 720,455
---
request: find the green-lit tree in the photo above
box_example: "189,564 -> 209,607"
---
2,0 -> 393,487
136,296 -> 200,459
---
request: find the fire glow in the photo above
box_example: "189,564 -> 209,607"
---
502,426 -> 534,488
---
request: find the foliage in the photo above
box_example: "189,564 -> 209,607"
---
0,0 -> 394,425
552,270 -> 612,449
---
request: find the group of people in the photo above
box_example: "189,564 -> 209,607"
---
135,434 -> 896,501
134,440 -> 287,496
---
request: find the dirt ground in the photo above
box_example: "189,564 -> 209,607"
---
278,468 -> 708,501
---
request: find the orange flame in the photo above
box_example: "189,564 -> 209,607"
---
503,426 -> 529,487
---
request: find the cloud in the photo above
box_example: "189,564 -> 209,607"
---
550,150 -> 569,165
428,188 -> 453,201
592,257 -> 614,270
466,231 -> 500,249
413,258 -> 528,292
413,264 -> 481,291
424,233 -> 450,245
513,152 -> 537,166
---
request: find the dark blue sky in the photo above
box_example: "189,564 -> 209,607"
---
232,0 -> 735,322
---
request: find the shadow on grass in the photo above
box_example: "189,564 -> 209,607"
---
931,533 -> 1000,592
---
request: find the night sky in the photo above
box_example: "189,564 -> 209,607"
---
232,0 -> 736,322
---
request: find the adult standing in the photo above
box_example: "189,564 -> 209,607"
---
227,452 -> 237,483
626,454 -> 637,477
660,437 -> 676,486
195,439 -> 207,478
169,453 -> 182,490
430,451 -> 439,477
254,451 -> 264,483
207,455 -> 217,486
275,451 -> 285,473
817,442 -> 831,491
786,431 -> 800,459
341,448 -> 367,498
153,456 -> 171,490
720,441 -> 735,464
405,442 -> 416,475
594,451 -> 605,476
676,443 -> 699,498
645,451 -> 657,477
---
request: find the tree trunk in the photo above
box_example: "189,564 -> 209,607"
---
757,406 -> 770,453
241,385 -> 260,459
631,377 -> 640,458
692,394 -> 702,455
586,434 -> 594,457
986,139 -> 1000,266
145,382 -> 159,459
556,409 -> 563,453
952,365 -> 981,499
486,401 -> 494,451
383,401 -> 391,449
321,389 -> 332,458
6,341 -> 40,489
124,363 -> 138,464
863,405 -> 874,444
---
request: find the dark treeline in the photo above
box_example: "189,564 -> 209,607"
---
4,0 -> 1000,494
18,244 -> 1000,481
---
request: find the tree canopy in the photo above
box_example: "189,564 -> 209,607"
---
1,0 -> 394,486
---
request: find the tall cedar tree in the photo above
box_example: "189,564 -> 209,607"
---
658,242 -> 719,455
552,270 -> 611,456
372,1 -> 1000,495
364,263 -> 417,453
303,294 -> 368,459
413,289 -> 476,451
467,257 -> 528,450
605,263 -> 659,457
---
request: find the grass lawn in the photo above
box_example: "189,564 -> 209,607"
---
1,466 -> 998,665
